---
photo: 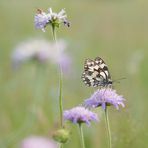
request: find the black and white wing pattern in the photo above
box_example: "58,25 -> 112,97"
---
81,57 -> 112,87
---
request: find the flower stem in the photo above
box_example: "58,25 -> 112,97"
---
79,124 -> 85,148
51,25 -> 63,128
60,143 -> 63,148
59,67 -> 63,127
104,107 -> 112,148
52,24 -> 56,41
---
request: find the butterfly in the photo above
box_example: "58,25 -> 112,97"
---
81,57 -> 112,87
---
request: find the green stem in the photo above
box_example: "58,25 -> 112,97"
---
79,124 -> 85,148
104,107 -> 112,148
60,143 -> 63,148
52,24 -> 56,41
51,25 -> 63,128
59,67 -> 63,127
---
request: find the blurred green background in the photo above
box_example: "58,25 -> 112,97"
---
0,0 -> 148,147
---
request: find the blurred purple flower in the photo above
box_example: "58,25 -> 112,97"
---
63,106 -> 98,126
21,136 -> 58,148
84,88 -> 125,110
57,54 -> 71,74
11,39 -> 72,74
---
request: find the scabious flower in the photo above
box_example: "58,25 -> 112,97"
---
63,106 -> 98,126
84,88 -> 125,110
20,136 -> 58,148
34,8 -> 69,32
11,39 -> 72,74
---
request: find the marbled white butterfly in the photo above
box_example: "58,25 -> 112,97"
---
82,57 -> 112,87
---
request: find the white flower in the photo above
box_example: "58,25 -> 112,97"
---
47,8 -> 70,27
48,8 -> 66,21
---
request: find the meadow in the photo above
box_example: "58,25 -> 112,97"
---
0,0 -> 148,147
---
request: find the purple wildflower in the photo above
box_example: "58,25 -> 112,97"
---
20,136 -> 58,148
34,8 -> 69,32
34,9 -> 50,32
84,88 -> 125,110
63,106 -> 98,126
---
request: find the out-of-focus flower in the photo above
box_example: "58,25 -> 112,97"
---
20,136 -> 58,148
84,88 -> 125,110
34,8 -> 69,32
63,106 -> 98,126
57,54 -> 71,73
11,39 -> 72,74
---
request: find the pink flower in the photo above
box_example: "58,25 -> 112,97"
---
21,136 -> 58,148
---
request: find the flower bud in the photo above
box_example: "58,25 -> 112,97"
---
52,129 -> 70,143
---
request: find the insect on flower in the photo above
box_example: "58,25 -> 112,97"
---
82,57 -> 112,87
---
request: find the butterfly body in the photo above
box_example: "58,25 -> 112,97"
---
82,57 -> 112,87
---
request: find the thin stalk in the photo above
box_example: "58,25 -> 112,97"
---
51,25 -> 63,128
79,124 -> 85,148
59,67 -> 63,127
60,143 -> 63,148
52,24 -> 56,41
104,107 -> 112,148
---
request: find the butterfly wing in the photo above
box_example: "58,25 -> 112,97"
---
82,59 -> 97,87
94,57 -> 111,80
82,57 -> 112,87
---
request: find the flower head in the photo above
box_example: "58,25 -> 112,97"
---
84,88 -> 125,110
20,136 -> 58,148
34,8 -> 69,32
63,106 -> 98,126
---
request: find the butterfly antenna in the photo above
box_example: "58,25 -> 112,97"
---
112,77 -> 126,83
